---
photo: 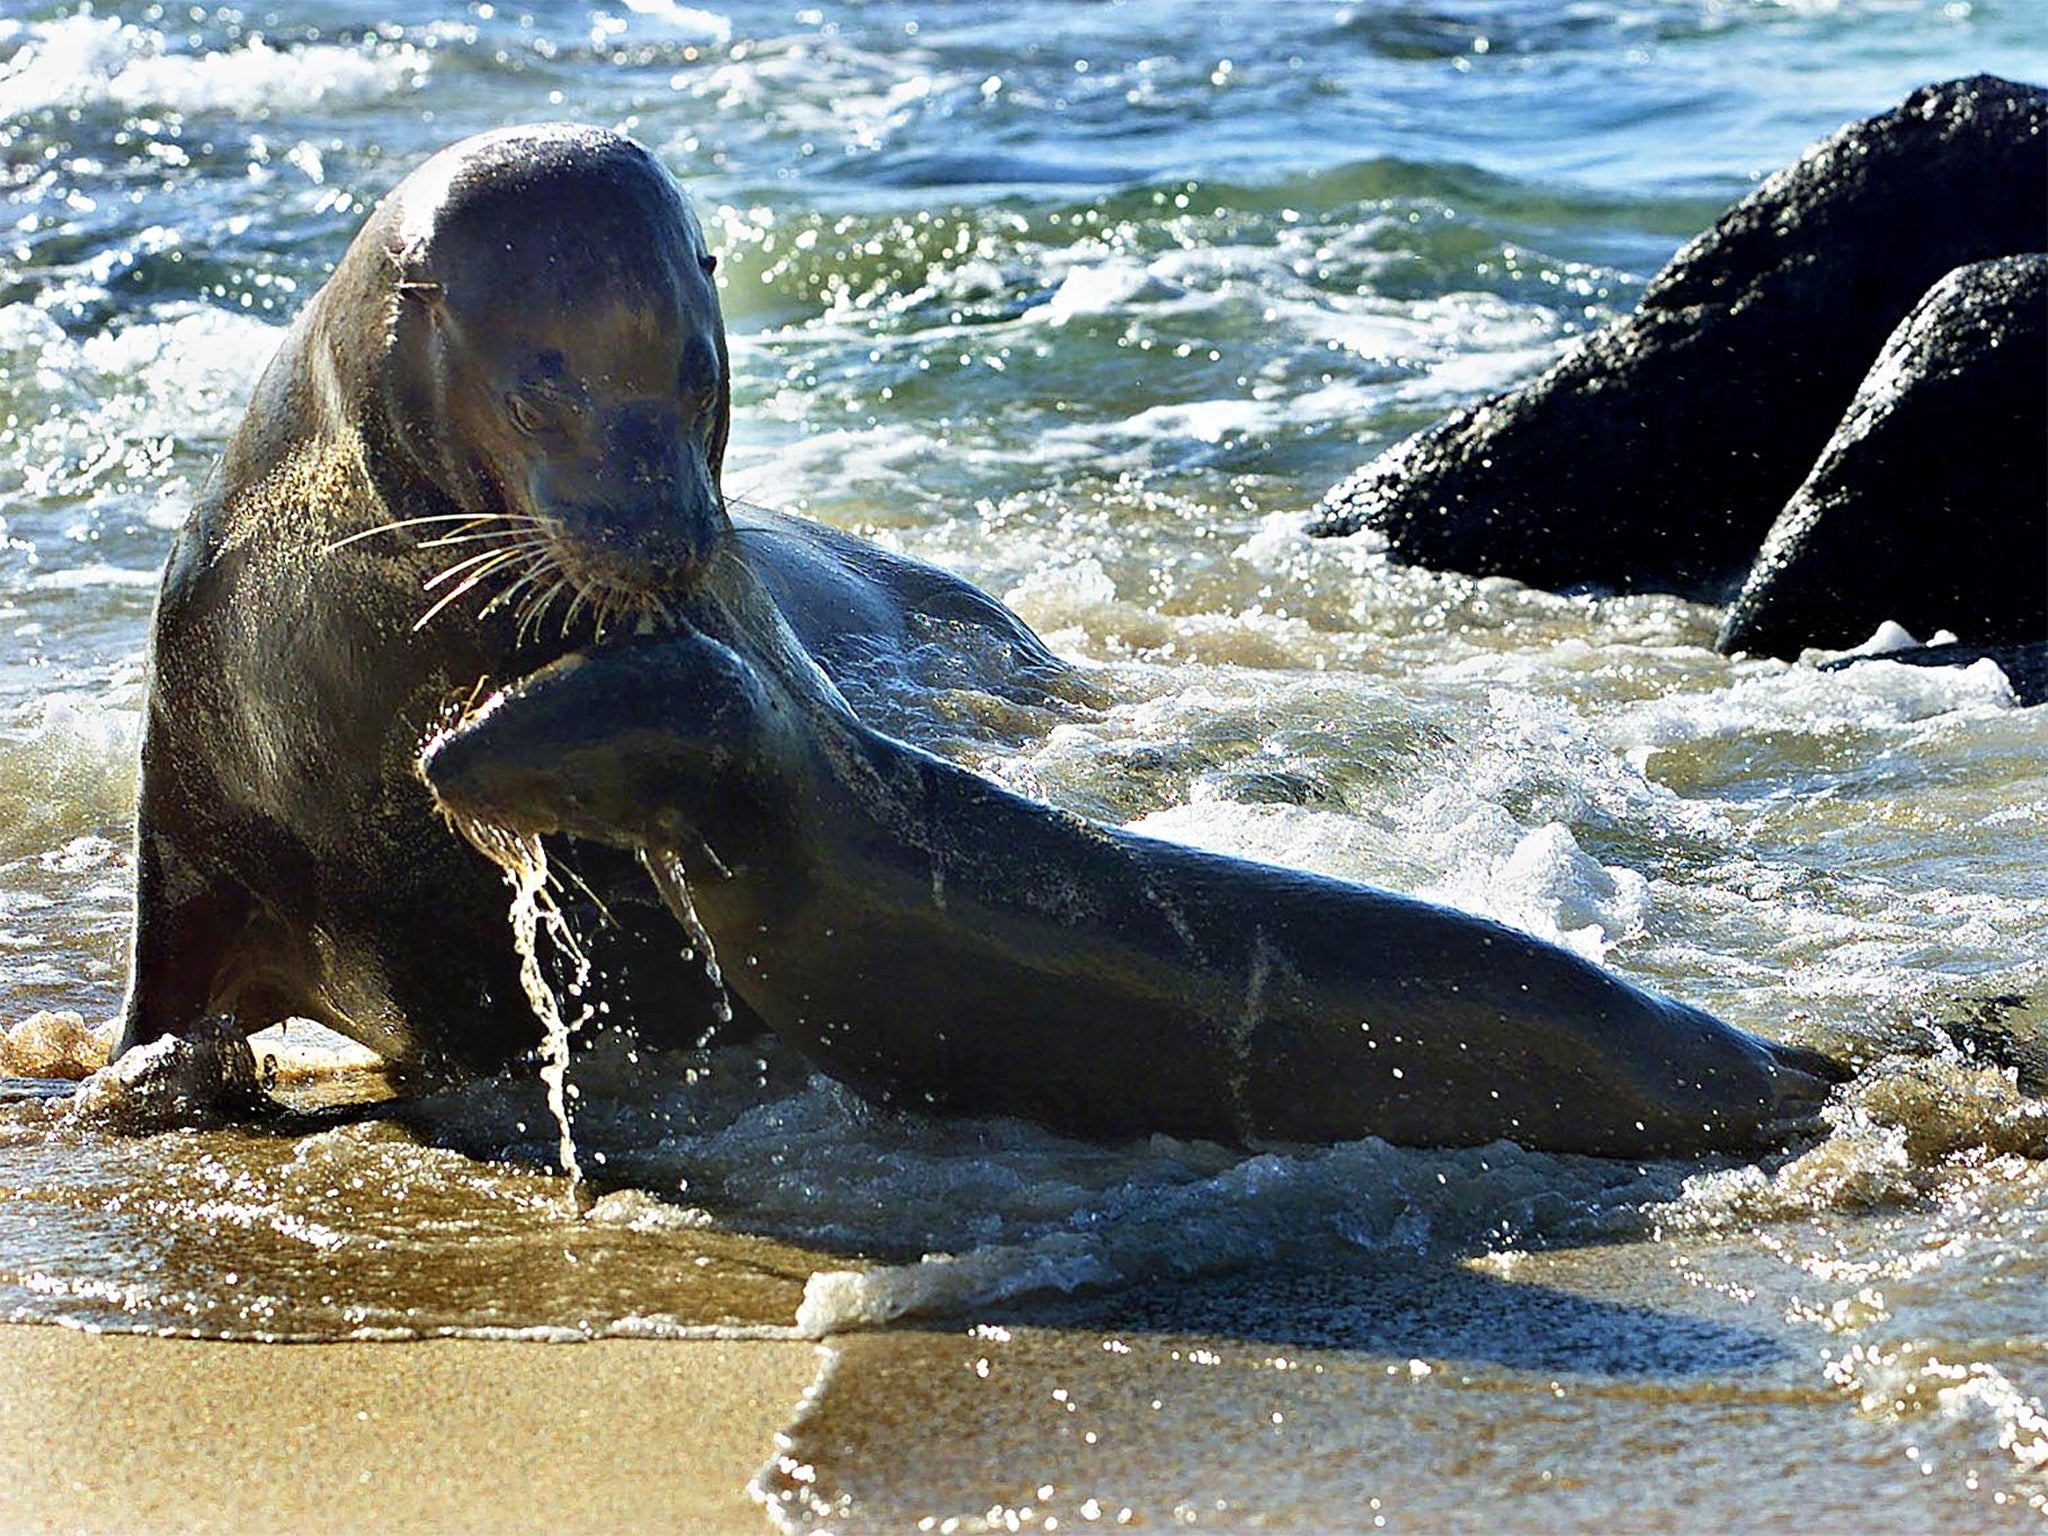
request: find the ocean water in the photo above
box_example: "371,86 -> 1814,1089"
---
3,1 -> 2047,1530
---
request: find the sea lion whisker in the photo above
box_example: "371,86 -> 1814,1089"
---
492,555 -> 556,608
510,578 -> 557,645
516,578 -> 572,647
423,544 -> 550,592
583,588 -> 625,641
421,529 -> 548,566
463,548 -> 549,597
428,552 -> 552,614
412,582 -> 491,633
530,581 -> 572,644
413,551 -> 536,632
420,542 -> 547,592
561,587 -> 594,636
482,555 -> 557,621
415,562 -> 528,622
418,527 -> 549,551
321,512 -> 513,555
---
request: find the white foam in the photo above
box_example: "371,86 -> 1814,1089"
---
74,305 -> 279,393
1128,801 -> 1419,890
724,416 -> 1038,523
789,1134 -> 1683,1336
244,1019 -> 381,1076
615,1 -> 733,45
1004,556 -> 1120,620
27,563 -> 159,591
688,39 -> 970,155
3,304 -> 280,509
0,14 -> 429,118
1424,821 -> 1649,961
1839,619 -> 1924,657
1619,653 -> 2018,753
1117,396 -> 1283,445
0,691 -> 141,856
1026,257 -> 1189,324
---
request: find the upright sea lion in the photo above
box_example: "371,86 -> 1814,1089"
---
422,630 -> 1846,1157
118,124 -> 1064,1081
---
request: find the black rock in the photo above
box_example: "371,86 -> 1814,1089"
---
1718,256 -> 2046,658
1313,76 -> 2048,601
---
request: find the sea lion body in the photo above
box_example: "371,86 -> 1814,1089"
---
423,633 -> 1844,1156
119,125 -> 1063,1080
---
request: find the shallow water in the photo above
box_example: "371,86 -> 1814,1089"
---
3,2 -> 2047,1529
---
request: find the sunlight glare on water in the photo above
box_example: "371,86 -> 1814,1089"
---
2,1 -> 2046,1529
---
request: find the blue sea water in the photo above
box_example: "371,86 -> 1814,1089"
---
2,3 -> 2047,1530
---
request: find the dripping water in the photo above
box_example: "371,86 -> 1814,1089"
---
637,845 -> 734,1028
449,814 -> 595,1211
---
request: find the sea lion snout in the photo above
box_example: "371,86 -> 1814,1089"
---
419,692 -> 578,839
420,635 -> 790,855
527,397 -> 726,596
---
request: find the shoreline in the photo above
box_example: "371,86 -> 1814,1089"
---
0,1323 -> 821,1535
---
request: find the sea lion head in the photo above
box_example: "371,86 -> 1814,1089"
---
420,631 -> 801,870
375,124 -> 731,626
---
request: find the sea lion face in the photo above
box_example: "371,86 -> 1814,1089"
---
384,126 -> 732,626
421,631 -> 794,863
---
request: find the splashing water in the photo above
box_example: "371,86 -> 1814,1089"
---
6,5 -> 2048,1525
637,845 -> 734,1029
449,814 -> 594,1210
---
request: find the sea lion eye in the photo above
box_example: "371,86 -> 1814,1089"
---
698,253 -> 718,278
505,391 -> 548,436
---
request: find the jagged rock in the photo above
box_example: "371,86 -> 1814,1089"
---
1313,76 -> 2048,600
0,1009 -> 109,1080
1719,256 -> 2046,658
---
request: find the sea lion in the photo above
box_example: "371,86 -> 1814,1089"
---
421,629 -> 1846,1157
117,123 -> 1065,1083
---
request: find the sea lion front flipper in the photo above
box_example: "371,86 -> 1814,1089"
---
74,1014 -> 277,1132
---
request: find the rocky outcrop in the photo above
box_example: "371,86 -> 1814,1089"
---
1719,256 -> 2046,659
1313,76 -> 2048,603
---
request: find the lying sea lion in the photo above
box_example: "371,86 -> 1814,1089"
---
118,123 -> 1063,1082
421,629 -> 1846,1157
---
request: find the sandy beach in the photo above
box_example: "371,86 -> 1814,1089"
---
0,1325 -> 820,1536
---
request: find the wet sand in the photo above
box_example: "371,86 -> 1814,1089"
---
0,1324 -> 820,1535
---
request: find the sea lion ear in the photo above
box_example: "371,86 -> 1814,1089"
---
698,253 -> 718,278
384,236 -> 445,307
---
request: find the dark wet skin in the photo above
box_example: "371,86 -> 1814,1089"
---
118,125 -> 1063,1085
422,631 -> 1848,1158
124,123 -> 1840,1152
